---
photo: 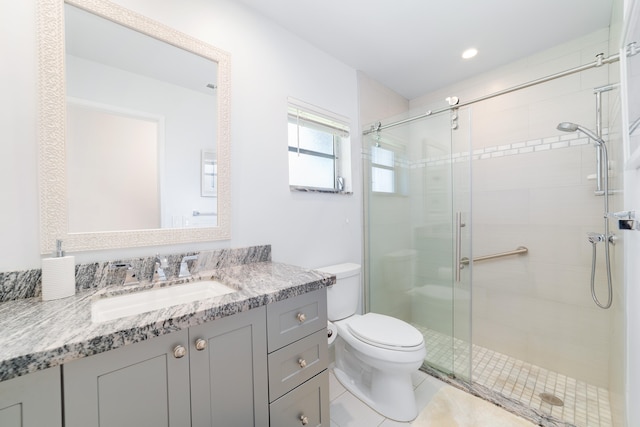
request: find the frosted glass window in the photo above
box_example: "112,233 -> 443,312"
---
371,146 -> 396,193
288,152 -> 335,189
371,146 -> 394,167
288,123 -> 334,155
372,167 -> 395,193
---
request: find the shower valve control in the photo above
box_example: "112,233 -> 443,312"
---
609,210 -> 639,231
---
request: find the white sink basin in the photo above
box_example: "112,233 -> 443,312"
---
91,280 -> 236,323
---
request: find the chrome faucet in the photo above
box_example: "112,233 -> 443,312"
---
152,254 -> 168,282
110,263 -> 139,286
178,255 -> 198,278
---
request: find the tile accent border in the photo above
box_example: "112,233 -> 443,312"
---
363,130 -> 608,168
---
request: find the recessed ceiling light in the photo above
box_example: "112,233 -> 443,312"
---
462,48 -> 478,59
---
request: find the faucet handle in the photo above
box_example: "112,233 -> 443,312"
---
110,263 -> 139,286
178,255 -> 198,278
153,262 -> 167,282
152,254 -> 168,282
156,254 -> 169,268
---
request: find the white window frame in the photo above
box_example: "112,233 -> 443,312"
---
287,99 -> 351,193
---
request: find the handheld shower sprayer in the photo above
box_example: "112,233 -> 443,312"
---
556,122 -> 605,146
557,121 -> 613,309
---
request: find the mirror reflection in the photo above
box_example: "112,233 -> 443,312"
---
64,3 -> 218,231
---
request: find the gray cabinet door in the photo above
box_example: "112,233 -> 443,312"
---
189,306 -> 269,427
0,367 -> 62,427
63,329 -> 191,427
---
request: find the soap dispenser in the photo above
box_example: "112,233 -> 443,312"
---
41,240 -> 76,301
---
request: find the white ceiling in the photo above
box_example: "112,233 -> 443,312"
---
232,0 -> 613,99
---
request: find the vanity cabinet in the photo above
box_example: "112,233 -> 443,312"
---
63,306 -> 268,427
266,288 -> 330,427
0,367 -> 62,427
36,288 -> 328,427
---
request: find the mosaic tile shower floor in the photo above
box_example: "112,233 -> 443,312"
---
415,324 -> 613,427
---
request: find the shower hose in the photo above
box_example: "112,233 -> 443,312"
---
590,237 -> 613,309
590,140 -> 613,310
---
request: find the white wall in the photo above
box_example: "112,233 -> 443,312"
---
625,167 -> 640,427
66,54 -> 218,229
0,0 -> 362,271
0,0 -> 39,269
623,0 -> 640,424
66,104 -> 160,231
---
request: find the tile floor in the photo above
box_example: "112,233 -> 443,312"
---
328,366 -> 444,427
328,366 -> 539,427
418,325 -> 613,427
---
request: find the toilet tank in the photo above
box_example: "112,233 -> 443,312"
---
316,263 -> 360,321
382,249 -> 416,291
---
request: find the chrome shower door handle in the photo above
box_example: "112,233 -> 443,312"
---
455,212 -> 465,282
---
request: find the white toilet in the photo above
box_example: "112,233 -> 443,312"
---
317,263 -> 426,422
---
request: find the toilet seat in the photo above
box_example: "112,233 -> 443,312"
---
347,313 -> 424,351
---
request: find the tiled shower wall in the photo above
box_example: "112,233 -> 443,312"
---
471,132 -> 618,388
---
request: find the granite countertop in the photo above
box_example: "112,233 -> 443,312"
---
0,261 -> 334,383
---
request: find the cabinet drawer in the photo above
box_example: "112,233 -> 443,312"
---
267,288 -> 327,352
268,329 -> 328,402
269,371 -> 329,427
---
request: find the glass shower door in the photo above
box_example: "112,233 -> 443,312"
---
365,107 -> 471,379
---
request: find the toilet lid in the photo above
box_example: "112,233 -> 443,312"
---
347,313 -> 424,350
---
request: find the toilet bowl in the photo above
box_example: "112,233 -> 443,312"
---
317,263 -> 426,422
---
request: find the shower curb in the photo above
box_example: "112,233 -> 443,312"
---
421,364 -> 577,427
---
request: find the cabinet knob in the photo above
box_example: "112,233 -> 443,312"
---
298,358 -> 307,368
300,414 -> 309,425
195,338 -> 207,351
173,345 -> 187,359
296,312 -> 306,323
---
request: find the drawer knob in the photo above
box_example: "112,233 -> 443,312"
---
195,338 -> 207,351
173,345 -> 187,359
298,358 -> 307,368
300,415 -> 309,425
296,312 -> 306,323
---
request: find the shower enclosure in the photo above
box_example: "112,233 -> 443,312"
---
364,75 -> 624,426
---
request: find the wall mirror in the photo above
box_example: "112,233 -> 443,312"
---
38,0 -> 231,253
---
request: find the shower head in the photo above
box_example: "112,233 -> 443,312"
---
557,122 -> 605,146
557,122 -> 579,132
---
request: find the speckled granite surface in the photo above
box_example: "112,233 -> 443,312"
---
0,245 -> 273,302
0,253 -> 334,383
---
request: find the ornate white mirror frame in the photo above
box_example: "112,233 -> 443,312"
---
37,0 -> 231,254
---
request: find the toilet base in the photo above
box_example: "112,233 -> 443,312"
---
334,338 -> 420,422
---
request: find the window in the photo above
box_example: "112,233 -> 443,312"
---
288,100 -> 351,193
371,145 -> 396,193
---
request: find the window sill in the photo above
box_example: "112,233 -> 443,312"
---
289,186 -> 352,195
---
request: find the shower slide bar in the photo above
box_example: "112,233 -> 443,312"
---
363,46 -> 638,136
460,246 -> 528,266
